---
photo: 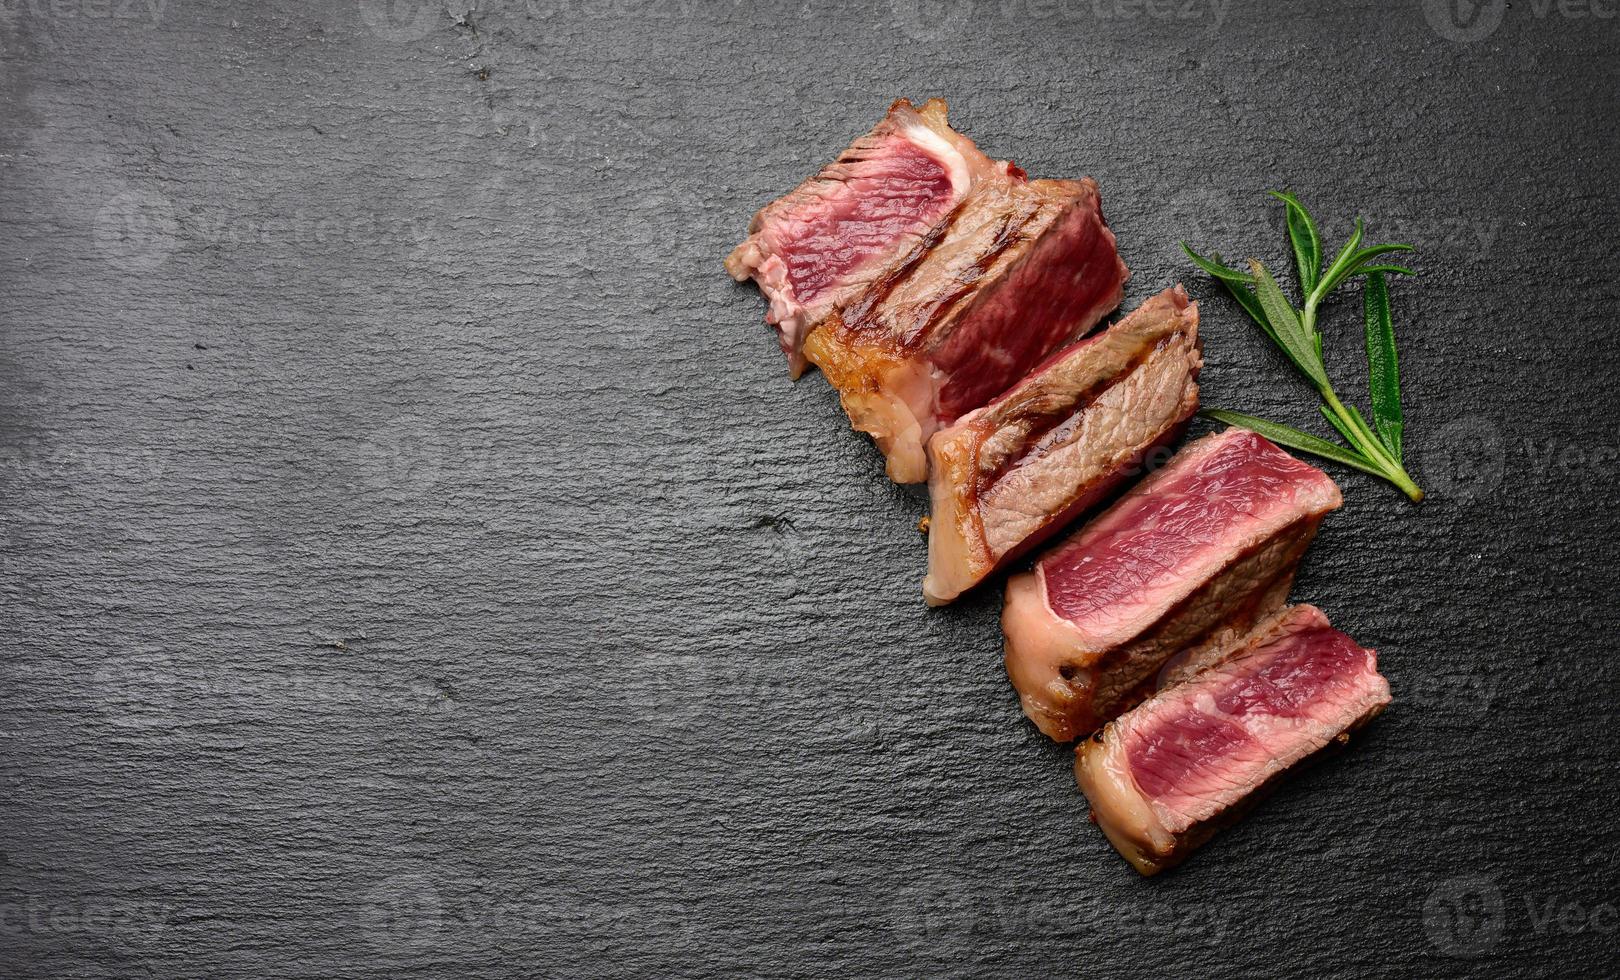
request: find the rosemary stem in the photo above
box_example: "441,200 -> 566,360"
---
1298,297 -> 1424,502
1319,387 -> 1425,502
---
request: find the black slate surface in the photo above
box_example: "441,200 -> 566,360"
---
2,1 -> 1618,977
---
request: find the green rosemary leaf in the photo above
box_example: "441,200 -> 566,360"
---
1269,191 -> 1322,294
1201,410 -> 1388,479
1363,272 -> 1404,462
1184,245 -> 1286,354
1346,243 -> 1415,263
1248,260 -> 1304,340
1182,193 -> 1426,502
1181,243 -> 1254,285
1316,217 -> 1366,301
1248,260 -> 1329,389
1318,242 -> 1416,297
1218,277 -> 1276,340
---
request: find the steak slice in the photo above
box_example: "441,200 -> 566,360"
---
923,286 -> 1202,606
804,176 -> 1129,483
1074,604 -> 1392,875
1002,428 -> 1342,741
725,99 -> 1010,378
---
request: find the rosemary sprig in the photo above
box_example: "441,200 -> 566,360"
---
1183,192 -> 1424,502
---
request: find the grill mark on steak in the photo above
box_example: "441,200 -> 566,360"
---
726,98 -> 1006,377
927,188 -> 1124,420
994,420 -> 1191,568
901,202 -> 1044,348
922,286 -> 1201,605
802,177 -> 1129,483
836,194 -> 973,333
972,336 -> 1168,494
838,195 -> 1042,349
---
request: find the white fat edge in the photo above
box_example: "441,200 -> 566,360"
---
899,120 -> 972,200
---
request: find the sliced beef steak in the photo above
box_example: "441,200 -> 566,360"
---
725,99 -> 1010,377
804,177 -> 1128,482
1002,428 -> 1342,741
1074,604 -> 1391,875
923,286 -> 1201,606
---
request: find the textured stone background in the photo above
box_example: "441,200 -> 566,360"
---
2,0 -> 1617,976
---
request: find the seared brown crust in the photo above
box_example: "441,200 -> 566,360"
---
804,178 -> 1128,483
833,188 -> 1049,345
922,286 -> 1201,605
801,314 -> 937,482
810,178 -> 1107,353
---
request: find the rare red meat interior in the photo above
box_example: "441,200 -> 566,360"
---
805,175 -> 1129,483
1074,604 -> 1392,875
923,286 -> 1201,606
1002,428 -> 1343,741
725,99 -> 1011,377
